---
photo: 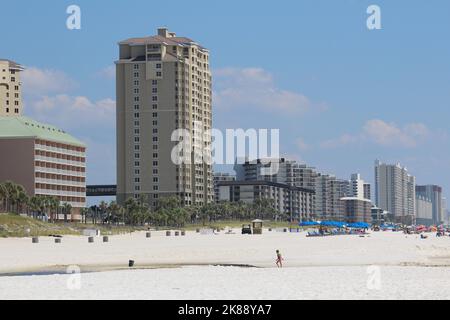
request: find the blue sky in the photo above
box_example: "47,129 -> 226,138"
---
1,0 -> 449,205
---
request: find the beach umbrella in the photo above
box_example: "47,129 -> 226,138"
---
347,222 -> 370,229
299,221 -> 320,227
320,221 -> 345,228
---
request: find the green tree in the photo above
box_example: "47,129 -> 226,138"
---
62,202 -> 72,222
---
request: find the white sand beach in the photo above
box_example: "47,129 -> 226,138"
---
0,229 -> 449,299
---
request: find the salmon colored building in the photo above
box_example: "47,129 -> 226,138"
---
0,116 -> 86,220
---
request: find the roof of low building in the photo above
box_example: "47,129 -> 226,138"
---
0,116 -> 85,147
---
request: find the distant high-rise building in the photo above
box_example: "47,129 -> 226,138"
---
213,172 -> 235,203
315,174 -> 349,221
235,158 -> 317,190
349,174 -> 364,199
442,198 -> 447,224
348,173 -> 371,200
116,28 -> 213,208
235,157 -> 359,221
217,180 -> 314,221
416,185 -> 444,224
415,195 -> 433,226
0,59 -> 24,117
363,183 -> 371,200
374,160 -> 416,224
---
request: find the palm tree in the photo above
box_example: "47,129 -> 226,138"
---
108,201 -> 121,225
0,182 -> 29,214
17,188 -> 29,215
124,197 -> 138,225
3,181 -> 16,213
99,201 -> 108,224
80,207 -> 89,224
46,196 -> 60,223
29,196 -> 43,219
0,183 -> 8,213
62,203 -> 72,222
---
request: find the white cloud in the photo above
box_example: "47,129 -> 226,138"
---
363,120 -> 429,148
213,67 -> 323,114
20,66 -> 115,131
321,119 -> 430,149
26,94 -> 115,130
21,67 -> 77,94
95,65 -> 115,80
320,133 -> 361,149
295,138 -> 309,151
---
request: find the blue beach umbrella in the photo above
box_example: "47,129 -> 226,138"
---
320,221 -> 345,228
347,222 -> 370,229
299,221 -> 320,227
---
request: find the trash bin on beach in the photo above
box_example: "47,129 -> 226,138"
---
32,237 -> 39,244
175,231 -> 180,236
103,236 -> 109,243
88,237 -> 94,243
146,232 -> 151,238
129,260 -> 135,267
166,231 -> 171,237
181,231 -> 186,236
55,238 -> 61,244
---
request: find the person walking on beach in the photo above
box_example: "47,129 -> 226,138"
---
275,250 -> 284,268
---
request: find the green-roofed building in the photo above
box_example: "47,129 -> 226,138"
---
0,116 -> 87,220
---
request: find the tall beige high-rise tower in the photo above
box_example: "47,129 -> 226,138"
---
116,28 -> 213,207
0,59 -> 24,117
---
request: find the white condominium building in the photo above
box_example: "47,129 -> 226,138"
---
374,160 -> 416,224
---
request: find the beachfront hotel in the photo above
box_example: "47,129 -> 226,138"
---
340,197 -> 373,224
374,160 -> 416,225
213,172 -> 236,203
234,158 -> 354,221
0,116 -> 86,220
116,28 -> 213,208
217,180 -> 315,221
0,59 -> 24,117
